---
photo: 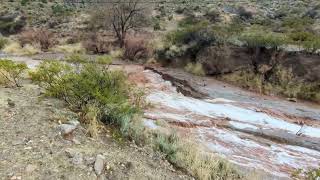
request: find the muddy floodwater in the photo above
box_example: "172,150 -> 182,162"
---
3,55 -> 320,179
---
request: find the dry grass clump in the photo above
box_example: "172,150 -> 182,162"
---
185,62 -> 205,76
153,132 -> 242,180
221,66 -> 320,102
3,41 -> 40,56
82,104 -> 103,138
110,49 -> 124,59
51,43 -> 85,54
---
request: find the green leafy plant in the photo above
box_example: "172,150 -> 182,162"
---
65,53 -> 88,64
0,59 -> 28,87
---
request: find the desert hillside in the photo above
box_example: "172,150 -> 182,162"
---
1,0 -> 320,180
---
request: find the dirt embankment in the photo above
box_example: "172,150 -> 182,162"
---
198,46 -> 320,82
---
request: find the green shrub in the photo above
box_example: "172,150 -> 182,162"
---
0,59 -> 28,87
154,133 -> 179,162
288,32 -> 320,52
29,60 -> 140,128
21,0 -> 29,6
51,4 -> 72,16
0,37 -> 8,50
282,16 -> 314,31
153,21 -> 161,31
166,21 -> 211,45
96,55 -> 112,65
0,19 -> 26,35
240,30 -> 287,49
185,62 -> 205,76
161,21 -> 215,61
298,83 -> 320,103
65,53 -> 88,64
302,36 -> 320,53
289,31 -> 314,42
28,60 -> 73,97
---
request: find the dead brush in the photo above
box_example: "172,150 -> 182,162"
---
82,33 -> 112,54
82,104 -> 105,138
18,28 -> 54,51
123,36 -> 151,61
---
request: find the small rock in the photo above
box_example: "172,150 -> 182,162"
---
71,153 -> 83,165
72,139 -> 81,145
10,176 -> 21,180
65,148 -> 84,165
65,148 -> 77,158
7,99 -> 15,108
94,154 -> 105,175
58,124 -> 77,135
25,164 -> 37,173
85,156 -> 96,166
24,147 -> 32,150
67,120 -> 80,127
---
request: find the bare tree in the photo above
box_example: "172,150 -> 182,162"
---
108,0 -> 147,47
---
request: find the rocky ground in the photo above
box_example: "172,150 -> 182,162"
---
0,79 -> 192,180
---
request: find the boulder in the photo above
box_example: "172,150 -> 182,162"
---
94,154 -> 105,175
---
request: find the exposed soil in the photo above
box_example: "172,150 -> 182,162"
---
0,80 -> 192,180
